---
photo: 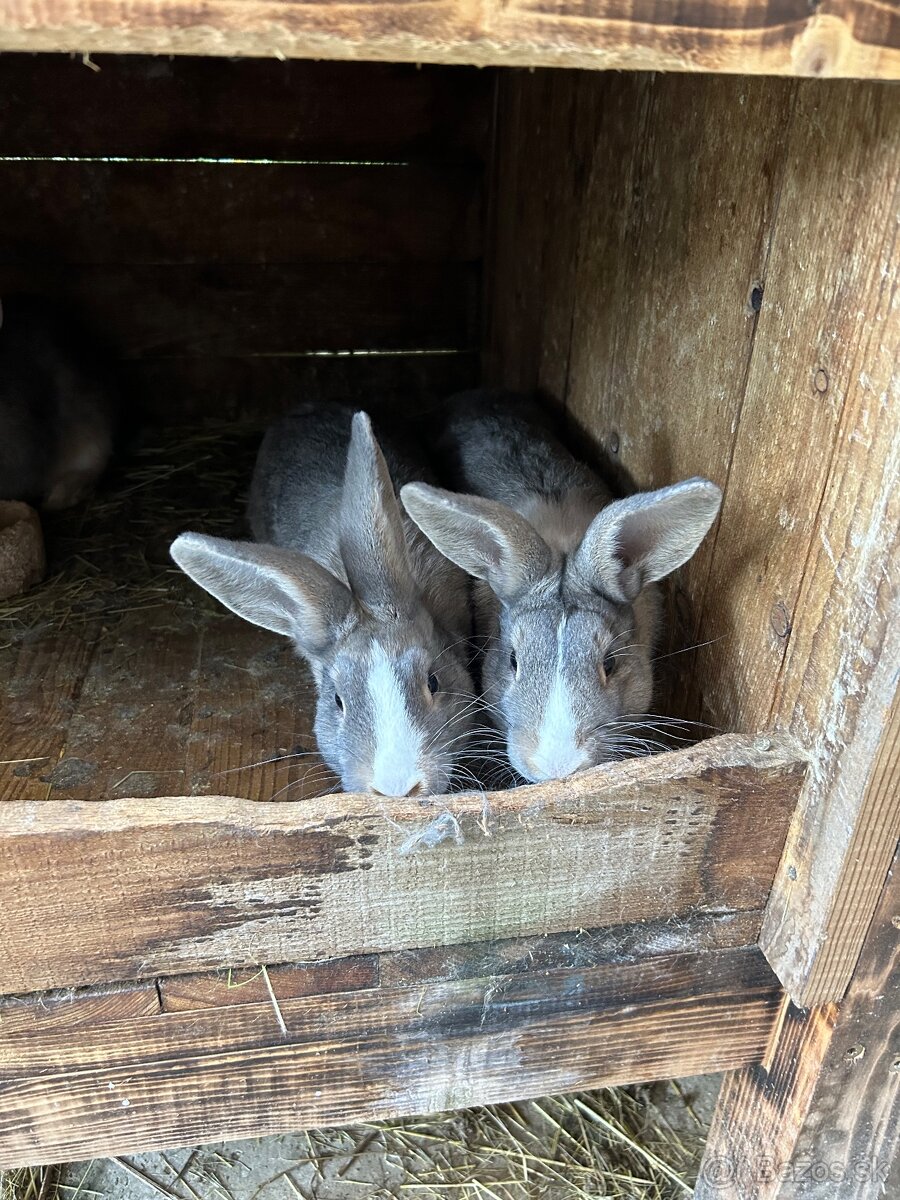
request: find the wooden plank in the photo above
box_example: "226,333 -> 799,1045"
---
0,626 -> 99,801
0,944 -> 783,1167
43,611 -> 202,801
695,840 -> 899,1199
0,161 -> 481,265
484,71 -> 601,399
377,909 -> 765,987
0,263 -> 479,357
487,73 -> 900,1006
0,56 -> 492,162
0,982 -> 161,1036
159,956 -> 380,1012
183,617 -> 337,803
161,910 -> 762,1009
561,72 -> 796,717
122,352 -> 480,422
0,0 -> 895,77
692,81 -> 900,1005
0,733 -> 805,994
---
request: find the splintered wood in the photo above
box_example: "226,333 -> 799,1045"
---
0,733 -> 805,995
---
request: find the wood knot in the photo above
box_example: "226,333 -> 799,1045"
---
791,14 -> 850,77
770,600 -> 792,641
814,367 -> 829,394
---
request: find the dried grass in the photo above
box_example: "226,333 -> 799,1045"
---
44,1084 -> 710,1200
359,1086 -> 702,1199
1,1168 -> 59,1200
0,422 -> 260,650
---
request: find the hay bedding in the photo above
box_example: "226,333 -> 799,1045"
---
1,1082 -> 713,1200
0,422 -> 260,652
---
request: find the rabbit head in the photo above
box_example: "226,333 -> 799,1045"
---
402,478 -> 721,784
172,414 -> 479,798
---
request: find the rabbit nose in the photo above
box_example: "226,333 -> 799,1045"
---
371,780 -> 426,799
524,749 -> 589,782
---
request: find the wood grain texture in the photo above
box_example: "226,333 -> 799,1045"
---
0,0 -> 895,76
0,161 -> 481,266
485,70 -> 602,399
487,72 -> 900,1006
0,55 -> 491,161
718,81 -> 900,1005
561,73 -> 796,714
0,945 -> 783,1168
696,842 -> 899,1199
0,733 -> 805,995
0,263 -> 479,357
122,352 -> 480,422
1,612 -> 337,806
0,625 -> 100,801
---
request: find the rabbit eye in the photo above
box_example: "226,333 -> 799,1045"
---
602,654 -> 618,678
334,692 -> 345,713
509,650 -> 519,675
427,672 -> 440,695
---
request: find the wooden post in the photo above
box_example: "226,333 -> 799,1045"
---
696,840 -> 900,1199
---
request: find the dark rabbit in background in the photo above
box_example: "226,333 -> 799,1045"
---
0,295 -> 116,509
403,390 -> 722,784
172,402 -> 483,798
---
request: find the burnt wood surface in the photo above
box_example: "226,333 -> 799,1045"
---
0,0 -> 895,76
0,941 -> 783,1168
696,840 -> 899,1199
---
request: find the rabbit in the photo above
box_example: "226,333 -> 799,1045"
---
0,295 -> 115,509
171,402 -> 483,798
401,390 -> 722,785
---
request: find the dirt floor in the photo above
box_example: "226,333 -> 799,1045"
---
5,1077 -> 722,1200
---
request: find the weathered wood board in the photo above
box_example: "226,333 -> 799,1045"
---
0,0 -> 894,76
0,733 -> 805,995
696,840 -> 899,1199
0,162 -> 481,266
488,70 -> 900,1006
0,56 -> 492,161
0,55 -> 486,421
0,943 -> 782,1168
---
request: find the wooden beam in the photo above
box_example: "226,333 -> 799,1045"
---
725,81 -> 900,1007
0,56 -> 492,163
695,839 -> 899,1199
0,263 -> 480,357
0,733 -> 805,995
0,942 -> 783,1168
0,0 -> 895,77
0,161 -> 481,266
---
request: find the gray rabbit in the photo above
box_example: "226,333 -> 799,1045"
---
402,391 -> 722,784
0,295 -> 115,509
171,403 -> 481,798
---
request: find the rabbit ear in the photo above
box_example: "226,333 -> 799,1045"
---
339,412 -> 417,618
401,483 -> 552,605
573,478 -> 722,604
171,532 -> 353,657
